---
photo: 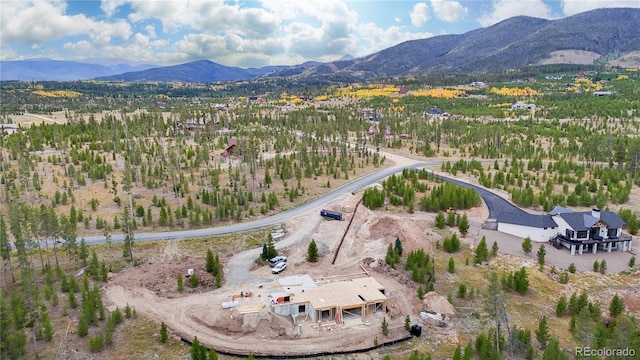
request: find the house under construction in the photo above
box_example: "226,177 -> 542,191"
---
270,275 -> 388,325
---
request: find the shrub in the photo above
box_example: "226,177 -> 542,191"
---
189,273 -> 199,288
443,234 -> 460,253
599,259 -> 607,274
88,334 -> 104,352
559,272 -> 569,284
381,317 -> 389,336
77,316 -> 89,337
177,274 -> 184,292
457,283 -> 467,298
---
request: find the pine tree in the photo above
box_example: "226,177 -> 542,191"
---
556,295 -> 567,317
77,315 -> 89,337
609,294 -> 625,317
435,211 -> 446,229
404,315 -> 411,331
307,239 -> 319,262
448,257 -> 455,273
458,213 -> 469,235
209,348 -> 218,360
381,317 -> 389,336
446,211 -> 456,227
491,241 -> 499,256
177,274 -> 184,292
205,249 -> 215,273
599,259 -> 607,274
385,243 -> 397,268
522,236 -> 532,255
79,238 -> 89,266
537,245 -> 546,269
452,345 -> 462,360
190,273 -> 199,288
394,236 -> 403,256
536,315 -> 549,348
474,236 -> 488,264
160,322 -> 168,343
191,336 -> 206,360
266,234 -> 277,259
542,337 -> 568,360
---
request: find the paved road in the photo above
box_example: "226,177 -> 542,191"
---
82,161 -> 438,245
443,177 -> 527,219
82,160 -> 526,247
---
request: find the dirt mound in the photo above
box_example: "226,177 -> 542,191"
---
422,291 -> 455,316
110,259 -> 219,296
363,212 -> 436,253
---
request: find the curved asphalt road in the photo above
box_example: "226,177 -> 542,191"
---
82,160 -> 523,246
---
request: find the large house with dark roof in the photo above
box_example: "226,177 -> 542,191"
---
496,206 -> 632,255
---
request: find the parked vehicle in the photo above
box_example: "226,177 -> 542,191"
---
268,256 -> 287,267
320,209 -> 343,220
271,262 -> 287,274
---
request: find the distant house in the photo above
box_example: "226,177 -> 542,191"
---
362,108 -> 383,122
593,91 -> 614,96
545,75 -> 563,80
470,81 -> 486,88
367,125 -> 379,137
423,107 -> 449,117
0,123 -> 19,135
495,206 -> 632,255
398,87 -> 408,94
176,118 -> 207,131
221,138 -> 237,157
511,102 -> 537,111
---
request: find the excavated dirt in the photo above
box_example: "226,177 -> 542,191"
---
104,191 -> 468,357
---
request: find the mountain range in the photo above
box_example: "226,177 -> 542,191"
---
0,58 -> 158,81
1,8 -> 639,83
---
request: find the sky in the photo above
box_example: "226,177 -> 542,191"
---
1,0 -> 639,68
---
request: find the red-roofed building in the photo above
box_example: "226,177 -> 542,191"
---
221,138 -> 237,157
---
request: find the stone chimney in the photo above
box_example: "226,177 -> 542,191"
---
591,208 -> 601,219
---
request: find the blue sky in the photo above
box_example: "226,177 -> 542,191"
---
1,1 -> 638,67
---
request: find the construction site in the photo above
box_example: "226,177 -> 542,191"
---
104,192 -> 464,357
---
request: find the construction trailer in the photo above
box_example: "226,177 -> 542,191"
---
320,209 -> 343,221
271,276 -> 387,324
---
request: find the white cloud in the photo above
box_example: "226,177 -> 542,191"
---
100,0 -> 127,17
410,3 -> 431,27
145,25 -> 156,39
561,0 -> 640,16
478,0 -> 554,27
1,1 -> 131,45
430,0 -> 468,22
